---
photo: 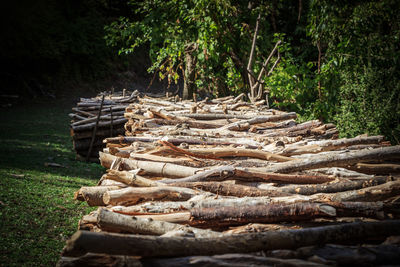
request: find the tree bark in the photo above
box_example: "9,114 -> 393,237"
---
183,43 -> 197,100
189,203 -> 337,227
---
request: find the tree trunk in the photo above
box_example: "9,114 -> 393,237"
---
183,43 -> 197,100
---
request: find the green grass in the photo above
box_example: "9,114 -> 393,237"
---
0,98 -> 105,266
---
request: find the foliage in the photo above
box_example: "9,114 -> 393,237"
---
105,0 -> 277,96
106,0 -> 399,142
0,100 -> 103,266
307,0 -> 400,142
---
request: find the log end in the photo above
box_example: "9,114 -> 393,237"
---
103,192 -> 111,205
62,231 -> 87,257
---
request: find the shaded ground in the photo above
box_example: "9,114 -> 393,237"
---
0,96 -> 105,266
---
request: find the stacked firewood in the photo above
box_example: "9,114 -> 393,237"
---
69,90 -> 139,161
60,95 -> 400,266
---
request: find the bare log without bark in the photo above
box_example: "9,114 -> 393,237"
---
161,165 -> 334,185
257,146 -> 400,173
100,152 -> 198,178
106,170 -> 161,187
62,220 -> 400,257
103,186 -> 198,206
97,208 -> 221,238
279,176 -> 392,195
171,181 -> 292,197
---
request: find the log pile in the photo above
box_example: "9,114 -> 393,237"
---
69,90 -> 139,161
60,94 -> 400,266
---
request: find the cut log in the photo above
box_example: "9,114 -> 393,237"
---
72,118 -> 127,132
62,220 -> 400,257
142,254 -> 325,267
256,145 -> 400,173
103,136 -> 260,149
58,253 -> 327,267
97,208 -> 221,238
279,176 -> 392,195
130,153 -> 193,164
100,152 -> 199,178
74,186 -> 122,206
267,243 -> 400,266
280,135 -> 385,156
176,147 -> 296,162
160,165 -> 334,185
106,170 -> 161,187
171,181 -> 292,197
348,163 -> 400,174
103,186 -> 199,206
324,179 -> 400,202
57,254 -> 141,267
189,203 -> 337,227
221,113 -> 297,131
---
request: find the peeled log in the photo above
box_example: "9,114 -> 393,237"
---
257,145 -> 400,173
111,180 -> 400,214
106,170 -> 161,187
279,176 -> 392,195
280,135 -> 385,156
97,208 -> 221,238
62,220 -> 400,257
348,163 -> 400,174
103,186 -> 198,206
221,112 -> 297,131
180,147 -> 295,162
161,165 -> 334,185
100,152 -> 198,178
325,179 -> 400,202
171,181 -> 292,197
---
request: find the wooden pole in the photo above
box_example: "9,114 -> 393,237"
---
86,94 -> 105,162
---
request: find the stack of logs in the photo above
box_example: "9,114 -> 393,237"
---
69,90 -> 139,161
60,94 -> 400,266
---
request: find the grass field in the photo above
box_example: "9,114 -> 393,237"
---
0,97 -> 105,266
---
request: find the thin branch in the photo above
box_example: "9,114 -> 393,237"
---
247,14 -> 261,89
256,40 -> 281,82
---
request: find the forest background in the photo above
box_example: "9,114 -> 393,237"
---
2,0 -> 399,143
